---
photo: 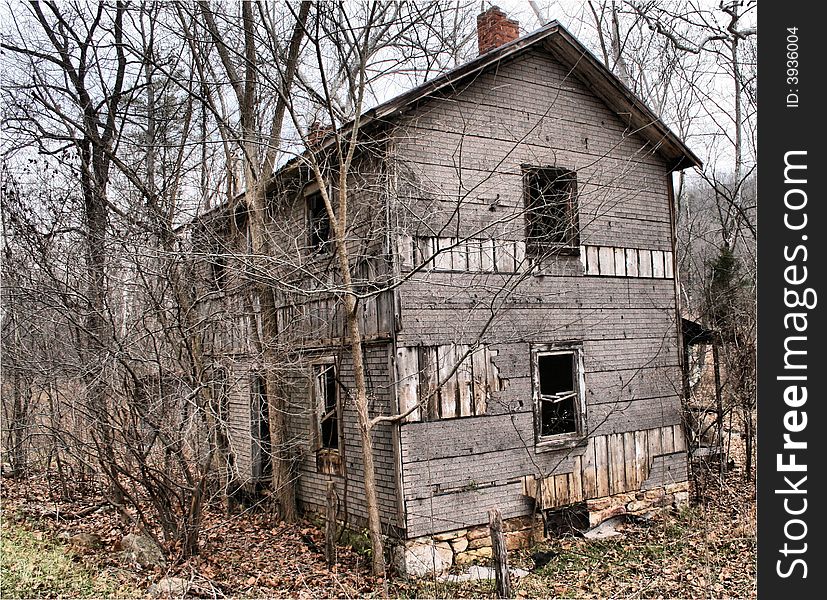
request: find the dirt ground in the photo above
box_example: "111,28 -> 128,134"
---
1,457 -> 755,599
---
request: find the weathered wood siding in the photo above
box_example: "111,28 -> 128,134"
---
390,48 -> 687,537
193,152 -> 402,531
287,342 -> 402,533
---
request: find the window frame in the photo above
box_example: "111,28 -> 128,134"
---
250,371 -> 272,479
523,165 -> 580,257
531,343 -> 587,450
311,358 -> 344,474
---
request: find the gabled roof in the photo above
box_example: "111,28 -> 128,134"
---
356,20 -> 701,172
196,18 -> 700,223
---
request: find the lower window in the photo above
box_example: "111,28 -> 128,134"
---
532,345 -> 586,446
312,360 -> 343,474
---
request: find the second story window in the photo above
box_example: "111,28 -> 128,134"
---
306,190 -> 331,253
524,166 -> 579,256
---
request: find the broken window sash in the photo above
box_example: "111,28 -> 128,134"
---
534,347 -> 584,441
313,363 -> 340,451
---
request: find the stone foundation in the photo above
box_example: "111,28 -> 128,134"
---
586,481 -> 690,527
393,515 -> 544,577
393,482 -> 690,578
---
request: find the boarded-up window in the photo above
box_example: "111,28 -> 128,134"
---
250,373 -> 272,479
533,346 -> 585,444
307,191 -> 331,252
524,167 -> 579,255
395,344 -> 505,422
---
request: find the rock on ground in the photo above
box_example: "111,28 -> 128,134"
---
148,577 -> 190,598
120,533 -> 167,569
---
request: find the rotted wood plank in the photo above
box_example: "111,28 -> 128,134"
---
555,473 -> 571,507
639,249 -> 653,277
647,426 -> 663,461
661,425 -> 675,454
614,247 -> 626,276
581,437 -> 598,498
396,346 -> 421,422
672,424 -> 686,452
457,345 -> 474,417
586,246 -> 600,275
623,431 -> 638,490
598,246 -> 615,275
608,433 -> 626,495
652,250 -> 665,278
570,456 -> 584,503
471,347 -> 489,415
417,345 -> 440,420
438,344 -> 459,418
625,248 -> 639,277
635,429 -> 649,487
594,435 -> 610,497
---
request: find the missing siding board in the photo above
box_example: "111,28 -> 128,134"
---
412,237 -> 527,274
395,344 -> 504,422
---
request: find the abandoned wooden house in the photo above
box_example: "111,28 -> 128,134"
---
192,7 -> 702,575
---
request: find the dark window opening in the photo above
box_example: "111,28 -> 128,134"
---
537,352 -> 578,437
209,250 -> 227,290
212,368 -> 229,422
251,373 -> 272,478
307,192 -> 331,252
525,167 -> 579,255
314,364 -> 339,450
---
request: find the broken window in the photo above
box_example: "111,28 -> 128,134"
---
313,361 -> 342,475
533,346 -> 584,443
306,191 -> 331,252
524,167 -> 579,255
250,372 -> 272,479
313,362 -> 340,451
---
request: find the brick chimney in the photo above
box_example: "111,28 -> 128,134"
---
477,6 -> 520,55
307,121 -> 333,149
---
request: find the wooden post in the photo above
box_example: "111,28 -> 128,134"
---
325,481 -> 337,568
488,508 -> 512,599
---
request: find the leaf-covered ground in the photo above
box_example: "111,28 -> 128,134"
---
1,467 -> 754,598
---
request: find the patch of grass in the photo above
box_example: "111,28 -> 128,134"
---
0,521 -> 137,599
